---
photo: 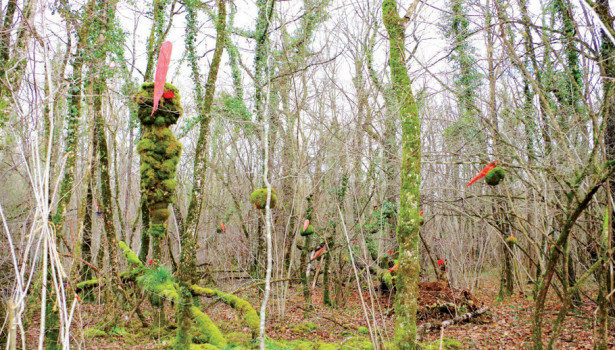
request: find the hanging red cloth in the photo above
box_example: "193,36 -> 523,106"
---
466,161 -> 498,187
151,41 -> 173,115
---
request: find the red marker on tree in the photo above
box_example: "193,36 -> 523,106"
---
466,161 -> 498,187
311,246 -> 326,261
163,90 -> 174,99
151,41 -> 173,115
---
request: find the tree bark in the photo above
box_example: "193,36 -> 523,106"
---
383,1 -> 421,348
175,0 -> 227,347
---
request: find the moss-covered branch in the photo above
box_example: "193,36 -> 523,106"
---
190,307 -> 227,348
190,285 -> 259,339
119,241 -> 143,267
113,241 -> 228,348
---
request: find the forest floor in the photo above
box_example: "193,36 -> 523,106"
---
32,272 -> 615,349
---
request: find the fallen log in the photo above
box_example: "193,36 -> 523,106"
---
417,306 -> 490,340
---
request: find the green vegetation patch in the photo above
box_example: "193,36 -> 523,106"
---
421,337 -> 463,349
291,322 -> 317,334
250,188 -> 278,210
84,328 -> 107,338
485,167 -> 505,186
300,224 -> 315,236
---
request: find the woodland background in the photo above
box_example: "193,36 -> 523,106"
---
0,0 -> 614,349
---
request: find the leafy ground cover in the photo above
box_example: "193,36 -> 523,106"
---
24,273 -> 614,349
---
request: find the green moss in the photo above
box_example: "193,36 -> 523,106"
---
109,325 -> 129,336
191,306 -> 227,348
120,266 -> 148,280
485,167 -> 505,186
289,340 -> 317,349
300,224 -> 315,236
341,340 -> 373,349
84,328 -> 107,338
358,326 -> 369,335
161,179 -> 177,192
119,241 -> 143,266
225,331 -> 251,344
189,344 -> 220,350
250,188 -> 277,210
505,236 -> 518,245
291,322 -> 317,334
76,278 -> 102,290
421,338 -> 462,349
190,285 -> 260,338
150,208 -> 170,223
134,82 -> 183,126
150,222 -> 166,237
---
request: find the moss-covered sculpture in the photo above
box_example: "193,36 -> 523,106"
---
135,82 -> 183,259
250,188 -> 277,209
135,82 -> 183,126
485,167 -> 505,186
300,224 -> 315,236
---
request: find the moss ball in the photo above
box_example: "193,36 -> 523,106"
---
485,167 -> 505,186
150,208 -> 170,223
134,82 -> 183,126
250,188 -> 277,210
300,224 -> 315,236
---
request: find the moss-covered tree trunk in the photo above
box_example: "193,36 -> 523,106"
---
596,1 -> 615,348
138,198 -> 150,262
51,15 -> 91,241
80,175 -> 95,281
382,1 -> 421,348
175,0 -> 227,348
250,0 -> 275,280
299,194 -> 315,310
94,80 -> 122,285
86,1 -> 124,333
324,175 -> 347,307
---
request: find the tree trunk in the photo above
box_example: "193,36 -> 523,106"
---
175,0 -> 227,347
383,1 -> 421,348
300,194 -> 314,310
